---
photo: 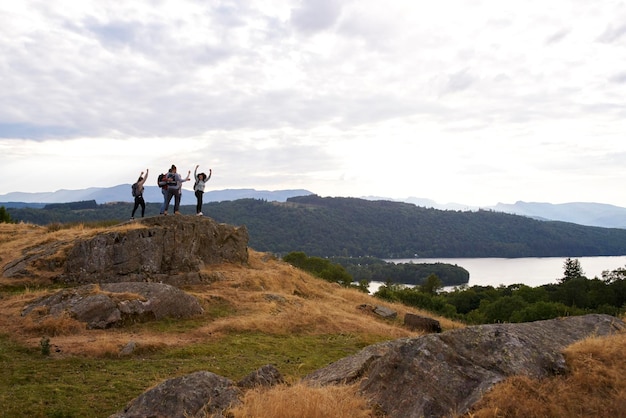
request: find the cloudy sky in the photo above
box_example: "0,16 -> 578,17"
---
2,0 -> 626,207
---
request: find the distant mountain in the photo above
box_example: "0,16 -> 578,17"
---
0,186 -> 314,207
487,201 -> 626,229
363,196 -> 478,211
364,196 -> 626,229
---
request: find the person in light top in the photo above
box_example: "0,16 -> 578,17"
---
193,165 -> 212,216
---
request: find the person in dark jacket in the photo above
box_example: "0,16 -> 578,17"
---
131,169 -> 148,219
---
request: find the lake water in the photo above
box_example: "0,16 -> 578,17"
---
368,255 -> 626,293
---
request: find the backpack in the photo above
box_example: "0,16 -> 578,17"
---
158,173 -> 167,189
131,182 -> 139,197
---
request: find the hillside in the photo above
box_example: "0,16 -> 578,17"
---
209,195 -> 626,257
0,221 -> 458,416
1,221 -> 626,417
7,195 -> 626,258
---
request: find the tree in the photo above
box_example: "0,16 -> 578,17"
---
560,257 -> 584,283
601,265 -> 626,284
420,274 -> 442,295
0,206 -> 12,223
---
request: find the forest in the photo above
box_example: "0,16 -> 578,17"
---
286,254 -> 626,324
5,195 -> 626,258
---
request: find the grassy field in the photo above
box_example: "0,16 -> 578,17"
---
0,222 -> 625,417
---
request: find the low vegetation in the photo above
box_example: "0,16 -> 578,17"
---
375,257 -> 626,324
0,222 -> 625,417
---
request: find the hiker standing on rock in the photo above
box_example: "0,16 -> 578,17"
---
163,164 -> 190,215
158,168 -> 170,215
193,165 -> 212,216
130,169 -> 148,220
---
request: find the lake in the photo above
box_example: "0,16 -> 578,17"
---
368,255 -> 626,293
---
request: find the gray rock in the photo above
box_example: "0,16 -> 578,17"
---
109,371 -> 241,418
120,341 -> 136,356
304,314 -> 626,418
357,303 -> 397,319
60,216 -> 248,285
22,282 -> 204,329
237,364 -> 285,389
404,313 -> 442,333
373,305 -> 397,319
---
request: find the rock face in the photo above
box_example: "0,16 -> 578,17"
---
304,314 -> 626,418
61,216 -> 248,285
21,282 -> 204,329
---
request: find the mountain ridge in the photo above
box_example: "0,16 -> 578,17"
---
2,186 -> 626,229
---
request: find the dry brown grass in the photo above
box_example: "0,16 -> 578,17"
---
226,382 -> 377,418
3,222 -> 626,416
0,223 -> 459,358
466,330 -> 626,418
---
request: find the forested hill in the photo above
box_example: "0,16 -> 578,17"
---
205,195 -> 626,258
7,195 -> 626,258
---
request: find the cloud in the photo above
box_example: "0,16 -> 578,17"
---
609,71 -> 626,84
597,22 -> 626,43
2,1 -> 626,207
290,0 -> 343,33
442,69 -> 476,94
0,123 -> 79,140
545,28 -> 570,45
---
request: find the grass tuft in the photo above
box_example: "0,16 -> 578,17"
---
227,382 -> 376,418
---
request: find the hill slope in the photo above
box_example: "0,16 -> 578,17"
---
206,195 -> 626,258
1,222 -> 625,417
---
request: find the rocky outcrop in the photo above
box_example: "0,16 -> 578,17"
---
110,365 -> 284,418
61,216 -> 248,285
304,314 -> 625,418
21,282 -> 204,329
109,371 -> 241,418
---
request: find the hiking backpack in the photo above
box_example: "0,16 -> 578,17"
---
158,173 -> 167,190
131,182 -> 139,197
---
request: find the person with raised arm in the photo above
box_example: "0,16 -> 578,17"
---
193,165 -> 212,216
130,169 -> 149,220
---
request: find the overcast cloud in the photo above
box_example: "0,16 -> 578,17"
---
2,0 -> 626,207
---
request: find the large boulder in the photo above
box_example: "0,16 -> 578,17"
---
404,313 -> 442,333
110,365 -> 284,418
21,282 -> 204,329
60,216 -> 248,285
109,371 -> 241,418
304,314 -> 625,418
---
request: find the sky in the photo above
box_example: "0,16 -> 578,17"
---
2,0 -> 626,207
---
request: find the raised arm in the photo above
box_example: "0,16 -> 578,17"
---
138,169 -> 149,186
